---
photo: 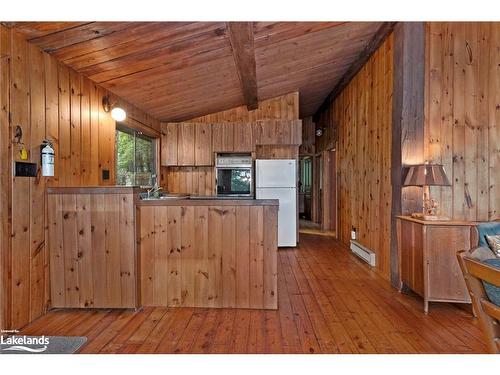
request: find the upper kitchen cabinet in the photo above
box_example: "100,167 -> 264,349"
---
194,123 -> 213,166
161,123 -> 178,166
177,123 -> 196,166
233,122 -> 253,152
161,120 -> 302,166
161,122 -> 212,166
252,120 -> 302,145
212,123 -> 235,152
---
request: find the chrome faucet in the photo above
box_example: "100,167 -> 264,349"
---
146,184 -> 162,198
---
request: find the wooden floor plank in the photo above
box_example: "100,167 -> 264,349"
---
247,310 -> 266,354
135,309 -> 176,353
264,310 -> 284,353
172,309 -> 207,353
88,308 -> 151,354
189,309 -> 219,353
155,308 -> 194,353
18,233 -> 488,354
228,309 -> 251,353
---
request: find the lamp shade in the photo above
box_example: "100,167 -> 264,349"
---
403,164 -> 451,186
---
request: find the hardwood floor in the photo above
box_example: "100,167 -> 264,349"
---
299,219 -> 336,237
20,233 -> 488,354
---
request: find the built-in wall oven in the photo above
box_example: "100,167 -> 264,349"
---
215,154 -> 253,197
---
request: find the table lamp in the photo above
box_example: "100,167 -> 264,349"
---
403,163 -> 451,221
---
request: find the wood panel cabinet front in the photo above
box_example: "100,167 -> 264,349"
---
161,123 -> 178,166
160,120 -> 302,166
137,204 -> 278,309
425,226 -> 471,302
48,192 -> 137,309
233,122 -> 253,152
194,123 -> 212,166
177,123 -> 195,166
212,123 -> 234,152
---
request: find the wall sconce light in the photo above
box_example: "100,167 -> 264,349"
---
102,95 -> 127,122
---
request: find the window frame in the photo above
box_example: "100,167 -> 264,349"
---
115,122 -> 159,187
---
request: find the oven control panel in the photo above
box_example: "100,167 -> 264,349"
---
216,154 -> 252,168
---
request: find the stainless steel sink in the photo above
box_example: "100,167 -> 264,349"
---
189,195 -> 252,200
140,194 -> 190,200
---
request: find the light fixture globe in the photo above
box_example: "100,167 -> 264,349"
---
111,107 -> 127,122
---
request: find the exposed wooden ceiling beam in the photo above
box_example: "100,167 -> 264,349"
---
313,22 -> 397,121
226,22 -> 258,110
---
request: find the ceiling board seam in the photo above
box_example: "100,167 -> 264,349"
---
77,25 -> 228,79
26,21 -> 95,42
55,22 -> 162,62
97,46 -> 231,85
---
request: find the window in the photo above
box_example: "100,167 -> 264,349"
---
116,124 -> 156,187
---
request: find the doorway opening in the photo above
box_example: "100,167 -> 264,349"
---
299,149 -> 337,238
299,156 -> 312,220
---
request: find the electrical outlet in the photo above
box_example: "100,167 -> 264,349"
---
102,169 -> 110,180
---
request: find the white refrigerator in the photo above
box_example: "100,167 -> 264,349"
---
256,159 -> 297,247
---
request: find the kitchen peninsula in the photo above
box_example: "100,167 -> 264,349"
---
137,197 -> 278,310
46,187 -> 278,311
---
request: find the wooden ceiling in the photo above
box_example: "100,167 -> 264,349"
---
5,21 -> 383,121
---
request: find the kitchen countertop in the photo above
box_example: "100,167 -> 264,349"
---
136,197 -> 279,206
47,186 -> 144,194
46,188 -> 279,206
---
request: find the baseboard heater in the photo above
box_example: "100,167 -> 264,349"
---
350,240 -> 376,267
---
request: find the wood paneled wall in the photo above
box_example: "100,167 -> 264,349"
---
315,35 -> 394,279
425,22 -> 499,221
299,116 -> 315,155
190,92 -> 299,122
0,25 -> 10,332
0,26 -> 160,329
164,167 -> 214,196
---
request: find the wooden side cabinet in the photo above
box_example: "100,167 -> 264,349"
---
396,216 -> 475,313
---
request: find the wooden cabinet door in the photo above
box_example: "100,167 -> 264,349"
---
212,123 -> 234,152
252,120 -> 302,147
233,122 -> 253,152
177,122 -> 195,166
425,226 -> 471,302
195,123 -> 213,166
161,123 -> 178,166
